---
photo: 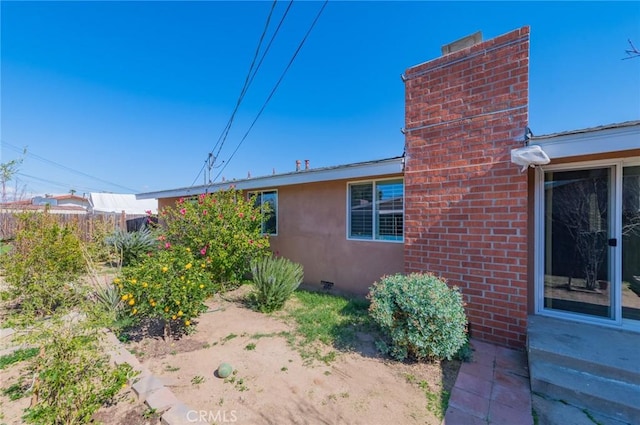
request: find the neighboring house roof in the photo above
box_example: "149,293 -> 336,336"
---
137,156 -> 405,200
0,194 -> 89,209
89,193 -> 158,215
0,204 -> 87,214
0,199 -> 32,206
52,194 -> 89,202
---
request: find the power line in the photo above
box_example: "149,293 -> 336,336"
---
16,172 -> 103,194
211,0 -> 278,158
213,0 -> 328,183
246,1 -> 294,99
191,0 -> 281,187
211,0 -> 294,162
2,139 -> 140,192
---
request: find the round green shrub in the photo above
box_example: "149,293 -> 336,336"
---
368,272 -> 468,361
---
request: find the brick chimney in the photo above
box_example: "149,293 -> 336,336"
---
295,160 -> 301,172
403,27 -> 530,348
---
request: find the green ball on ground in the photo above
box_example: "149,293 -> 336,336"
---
217,363 -> 233,378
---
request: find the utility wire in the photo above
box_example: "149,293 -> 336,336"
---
16,172 -> 103,194
2,140 -> 139,192
247,1 -> 294,97
213,0 -> 328,183
211,0 -> 278,158
212,0 -> 294,162
191,0 -> 281,187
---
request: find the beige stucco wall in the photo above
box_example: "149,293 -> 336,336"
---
270,178 -> 404,296
156,175 -> 405,296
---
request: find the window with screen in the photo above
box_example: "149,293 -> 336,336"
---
348,179 -> 403,242
251,190 -> 277,235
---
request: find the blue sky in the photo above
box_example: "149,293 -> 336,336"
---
1,1 -> 639,197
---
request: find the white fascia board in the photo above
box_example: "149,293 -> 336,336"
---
532,124 -> 640,159
137,157 -> 404,200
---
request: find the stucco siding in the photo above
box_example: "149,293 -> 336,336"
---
270,179 -> 404,295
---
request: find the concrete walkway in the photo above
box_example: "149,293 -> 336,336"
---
443,339 -> 533,425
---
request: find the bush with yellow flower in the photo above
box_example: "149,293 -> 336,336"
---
116,245 -> 212,336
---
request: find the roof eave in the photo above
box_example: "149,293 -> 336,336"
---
530,121 -> 640,159
137,156 -> 405,200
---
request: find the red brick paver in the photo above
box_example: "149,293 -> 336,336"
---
443,339 -> 533,425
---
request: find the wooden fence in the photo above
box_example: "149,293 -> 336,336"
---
0,211 -> 148,242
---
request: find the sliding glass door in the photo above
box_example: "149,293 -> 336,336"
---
542,166 -> 615,319
622,166 -> 640,321
539,161 -> 640,326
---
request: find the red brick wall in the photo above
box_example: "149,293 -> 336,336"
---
403,27 -> 530,348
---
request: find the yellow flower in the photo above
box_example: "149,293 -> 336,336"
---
177,310 -> 183,317
121,294 -> 129,301
164,307 -> 169,312
182,286 -> 186,290
128,299 -> 135,306
162,266 -> 168,273
132,308 -> 138,314
142,282 -> 148,288
199,284 -> 204,289
200,263 -> 205,268
175,300 -> 180,305
151,302 -> 156,307
185,263 -> 192,270
172,315 -> 177,320
186,248 -> 191,252
113,278 -> 121,284
130,279 -> 137,284
184,320 -> 191,326
180,276 -> 185,281
118,284 -> 123,290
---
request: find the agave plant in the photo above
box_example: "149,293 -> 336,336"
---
105,226 -> 157,266
93,284 -> 123,316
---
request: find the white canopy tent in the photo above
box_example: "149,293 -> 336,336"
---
89,193 -> 157,215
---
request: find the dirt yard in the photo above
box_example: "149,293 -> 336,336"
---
1,286 -> 460,425
120,287 -> 460,424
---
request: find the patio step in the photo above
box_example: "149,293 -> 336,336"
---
527,315 -> 640,424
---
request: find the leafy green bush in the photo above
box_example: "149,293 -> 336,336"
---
84,217 -> 117,263
117,245 -> 214,336
23,321 -> 133,425
105,226 -> 157,266
249,255 -> 303,312
162,190 -> 270,288
368,272 -> 467,361
0,212 -> 86,317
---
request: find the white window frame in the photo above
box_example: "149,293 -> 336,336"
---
346,177 -> 404,243
535,157 -> 640,331
249,189 -> 278,236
